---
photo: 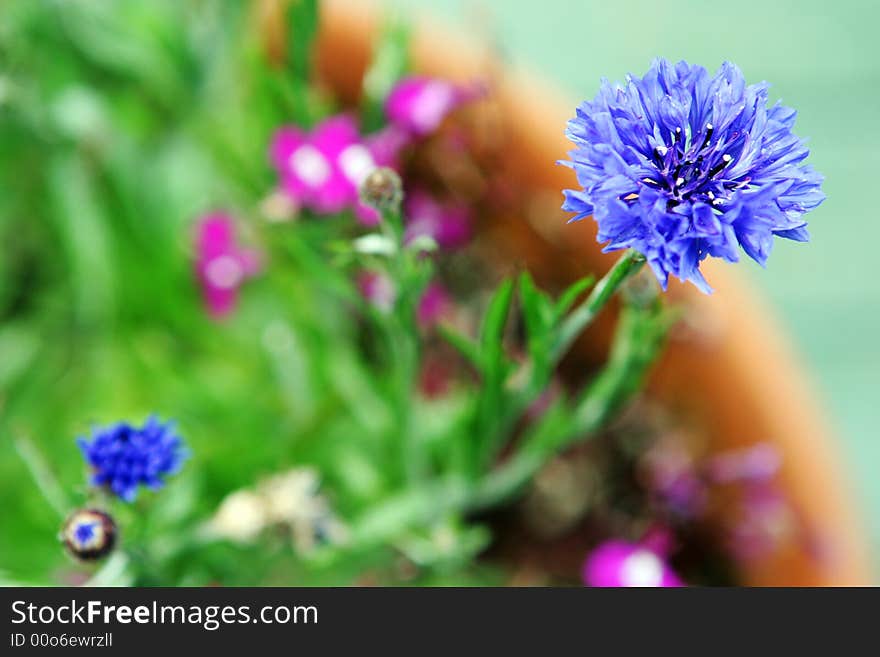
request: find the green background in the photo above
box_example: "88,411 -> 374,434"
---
407,0 -> 880,570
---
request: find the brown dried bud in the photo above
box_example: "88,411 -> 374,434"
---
359,167 -> 403,212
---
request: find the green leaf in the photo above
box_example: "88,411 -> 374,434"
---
361,19 -> 411,131
395,519 -> 490,569
519,273 -> 554,333
285,0 -> 319,80
479,278 -> 514,377
572,300 -> 672,434
519,272 -> 555,368
438,325 -> 480,369
554,274 -> 596,319
83,552 -> 134,587
470,279 -> 516,467
473,398 -> 575,508
48,154 -> 116,325
0,323 -> 40,391
13,436 -> 70,518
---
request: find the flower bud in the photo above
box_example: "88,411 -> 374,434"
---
61,508 -> 117,561
359,167 -> 403,212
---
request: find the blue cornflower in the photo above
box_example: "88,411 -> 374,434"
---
61,508 -> 117,561
562,59 -> 824,292
77,416 -> 187,502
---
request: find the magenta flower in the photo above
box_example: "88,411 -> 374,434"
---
195,214 -> 260,319
583,539 -> 684,587
354,202 -> 381,227
416,282 -> 453,328
385,76 -> 476,137
404,189 -> 473,249
271,114 -> 400,225
365,125 -> 409,171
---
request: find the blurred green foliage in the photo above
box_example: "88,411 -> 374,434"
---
0,0 -> 345,583
0,0 -> 669,586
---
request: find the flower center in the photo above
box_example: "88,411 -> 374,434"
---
643,123 -> 740,208
205,255 -> 244,290
290,145 -> 331,187
620,550 -> 665,587
338,144 -> 376,187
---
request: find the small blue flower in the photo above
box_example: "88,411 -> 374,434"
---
62,508 -> 117,561
77,416 -> 187,502
562,59 -> 824,292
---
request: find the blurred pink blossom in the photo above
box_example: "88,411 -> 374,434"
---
404,189 -> 473,249
357,271 -> 397,314
583,538 -> 684,587
195,213 -> 260,319
385,76 -> 479,137
416,282 -> 453,329
271,115 -> 402,226
725,482 -> 795,562
706,443 -> 781,485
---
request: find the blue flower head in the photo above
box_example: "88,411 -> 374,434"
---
77,416 -> 187,502
562,59 -> 824,292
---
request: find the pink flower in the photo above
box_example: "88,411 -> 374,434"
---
271,115 -> 402,225
365,125 -> 410,170
385,76 -> 476,137
195,214 -> 260,319
416,282 -> 453,328
359,275 -> 454,328
725,482 -> 794,562
404,189 -> 473,249
354,202 -> 381,227
358,271 -> 397,313
706,443 -> 781,485
583,539 -> 684,587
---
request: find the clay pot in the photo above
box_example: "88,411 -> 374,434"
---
269,0 -> 871,585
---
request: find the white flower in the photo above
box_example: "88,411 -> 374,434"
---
207,490 -> 268,543
206,468 -> 347,553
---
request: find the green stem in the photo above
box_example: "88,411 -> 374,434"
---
14,435 -> 70,518
551,249 -> 646,362
376,201 -> 428,484
389,313 -> 422,482
324,297 -> 671,556
482,300 -> 672,506
480,250 -> 646,468
83,551 -> 133,587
